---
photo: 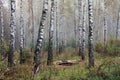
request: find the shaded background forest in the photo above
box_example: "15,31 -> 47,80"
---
1,0 -> 120,49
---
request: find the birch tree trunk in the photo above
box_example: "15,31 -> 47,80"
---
81,3 -> 86,60
8,0 -> 16,69
59,0 -> 64,54
78,0 -> 82,56
47,0 -> 55,65
74,0 -> 77,49
104,0 -> 107,53
33,0 -> 48,74
56,1 -> 59,54
116,3 -> 120,39
0,0 -> 4,59
31,0 -> 35,52
88,0 -> 94,67
20,0 -> 24,64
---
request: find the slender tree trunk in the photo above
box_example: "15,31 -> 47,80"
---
56,1 -> 59,54
8,0 -> 16,69
33,0 -> 48,74
88,0 -> 94,67
47,0 -> 55,65
78,0 -> 82,56
0,1 -> 4,59
104,0 -> 107,53
81,3 -> 86,60
74,0 -> 77,49
20,0 -> 24,64
59,0 -> 64,54
31,0 -> 35,52
116,3 -> 120,39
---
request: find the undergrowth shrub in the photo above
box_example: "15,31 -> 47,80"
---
23,48 -> 33,63
94,39 -> 120,55
106,39 -> 120,55
94,42 -> 104,53
88,59 -> 120,80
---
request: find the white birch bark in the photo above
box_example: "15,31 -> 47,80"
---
33,0 -> 48,74
104,0 -> 107,53
88,0 -> 94,67
78,0 -> 82,56
56,1 -> 59,53
74,0 -> 77,49
31,0 -> 35,52
81,2 -> 86,60
116,2 -> 120,39
47,0 -> 55,65
0,0 -> 4,58
20,0 -> 24,64
8,0 -> 16,69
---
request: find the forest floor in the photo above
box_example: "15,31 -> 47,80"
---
0,47 -> 120,80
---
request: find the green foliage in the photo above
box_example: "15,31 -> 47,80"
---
0,40 -> 9,56
106,39 -> 120,55
22,48 -> 33,63
4,40 -> 9,54
88,58 -> 120,80
94,39 -> 120,55
94,42 -> 104,53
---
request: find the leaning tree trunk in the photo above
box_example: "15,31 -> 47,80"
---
81,3 -> 86,60
33,0 -> 48,74
20,0 -> 24,64
0,1 -> 4,59
88,0 -> 94,67
78,0 -> 82,56
8,0 -> 16,69
47,0 -> 55,65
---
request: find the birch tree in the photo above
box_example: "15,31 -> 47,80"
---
81,3 -> 86,60
59,0 -> 64,54
20,0 -> 24,64
74,0 -> 77,49
56,1 -> 59,54
78,0 -> 82,56
47,0 -> 55,65
33,0 -> 48,74
116,2 -> 120,39
8,0 -> 16,69
0,0 -> 4,59
104,0 -> 107,53
88,0 -> 94,67
31,0 -> 35,52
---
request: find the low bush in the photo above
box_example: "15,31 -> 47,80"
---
94,39 -> 120,55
